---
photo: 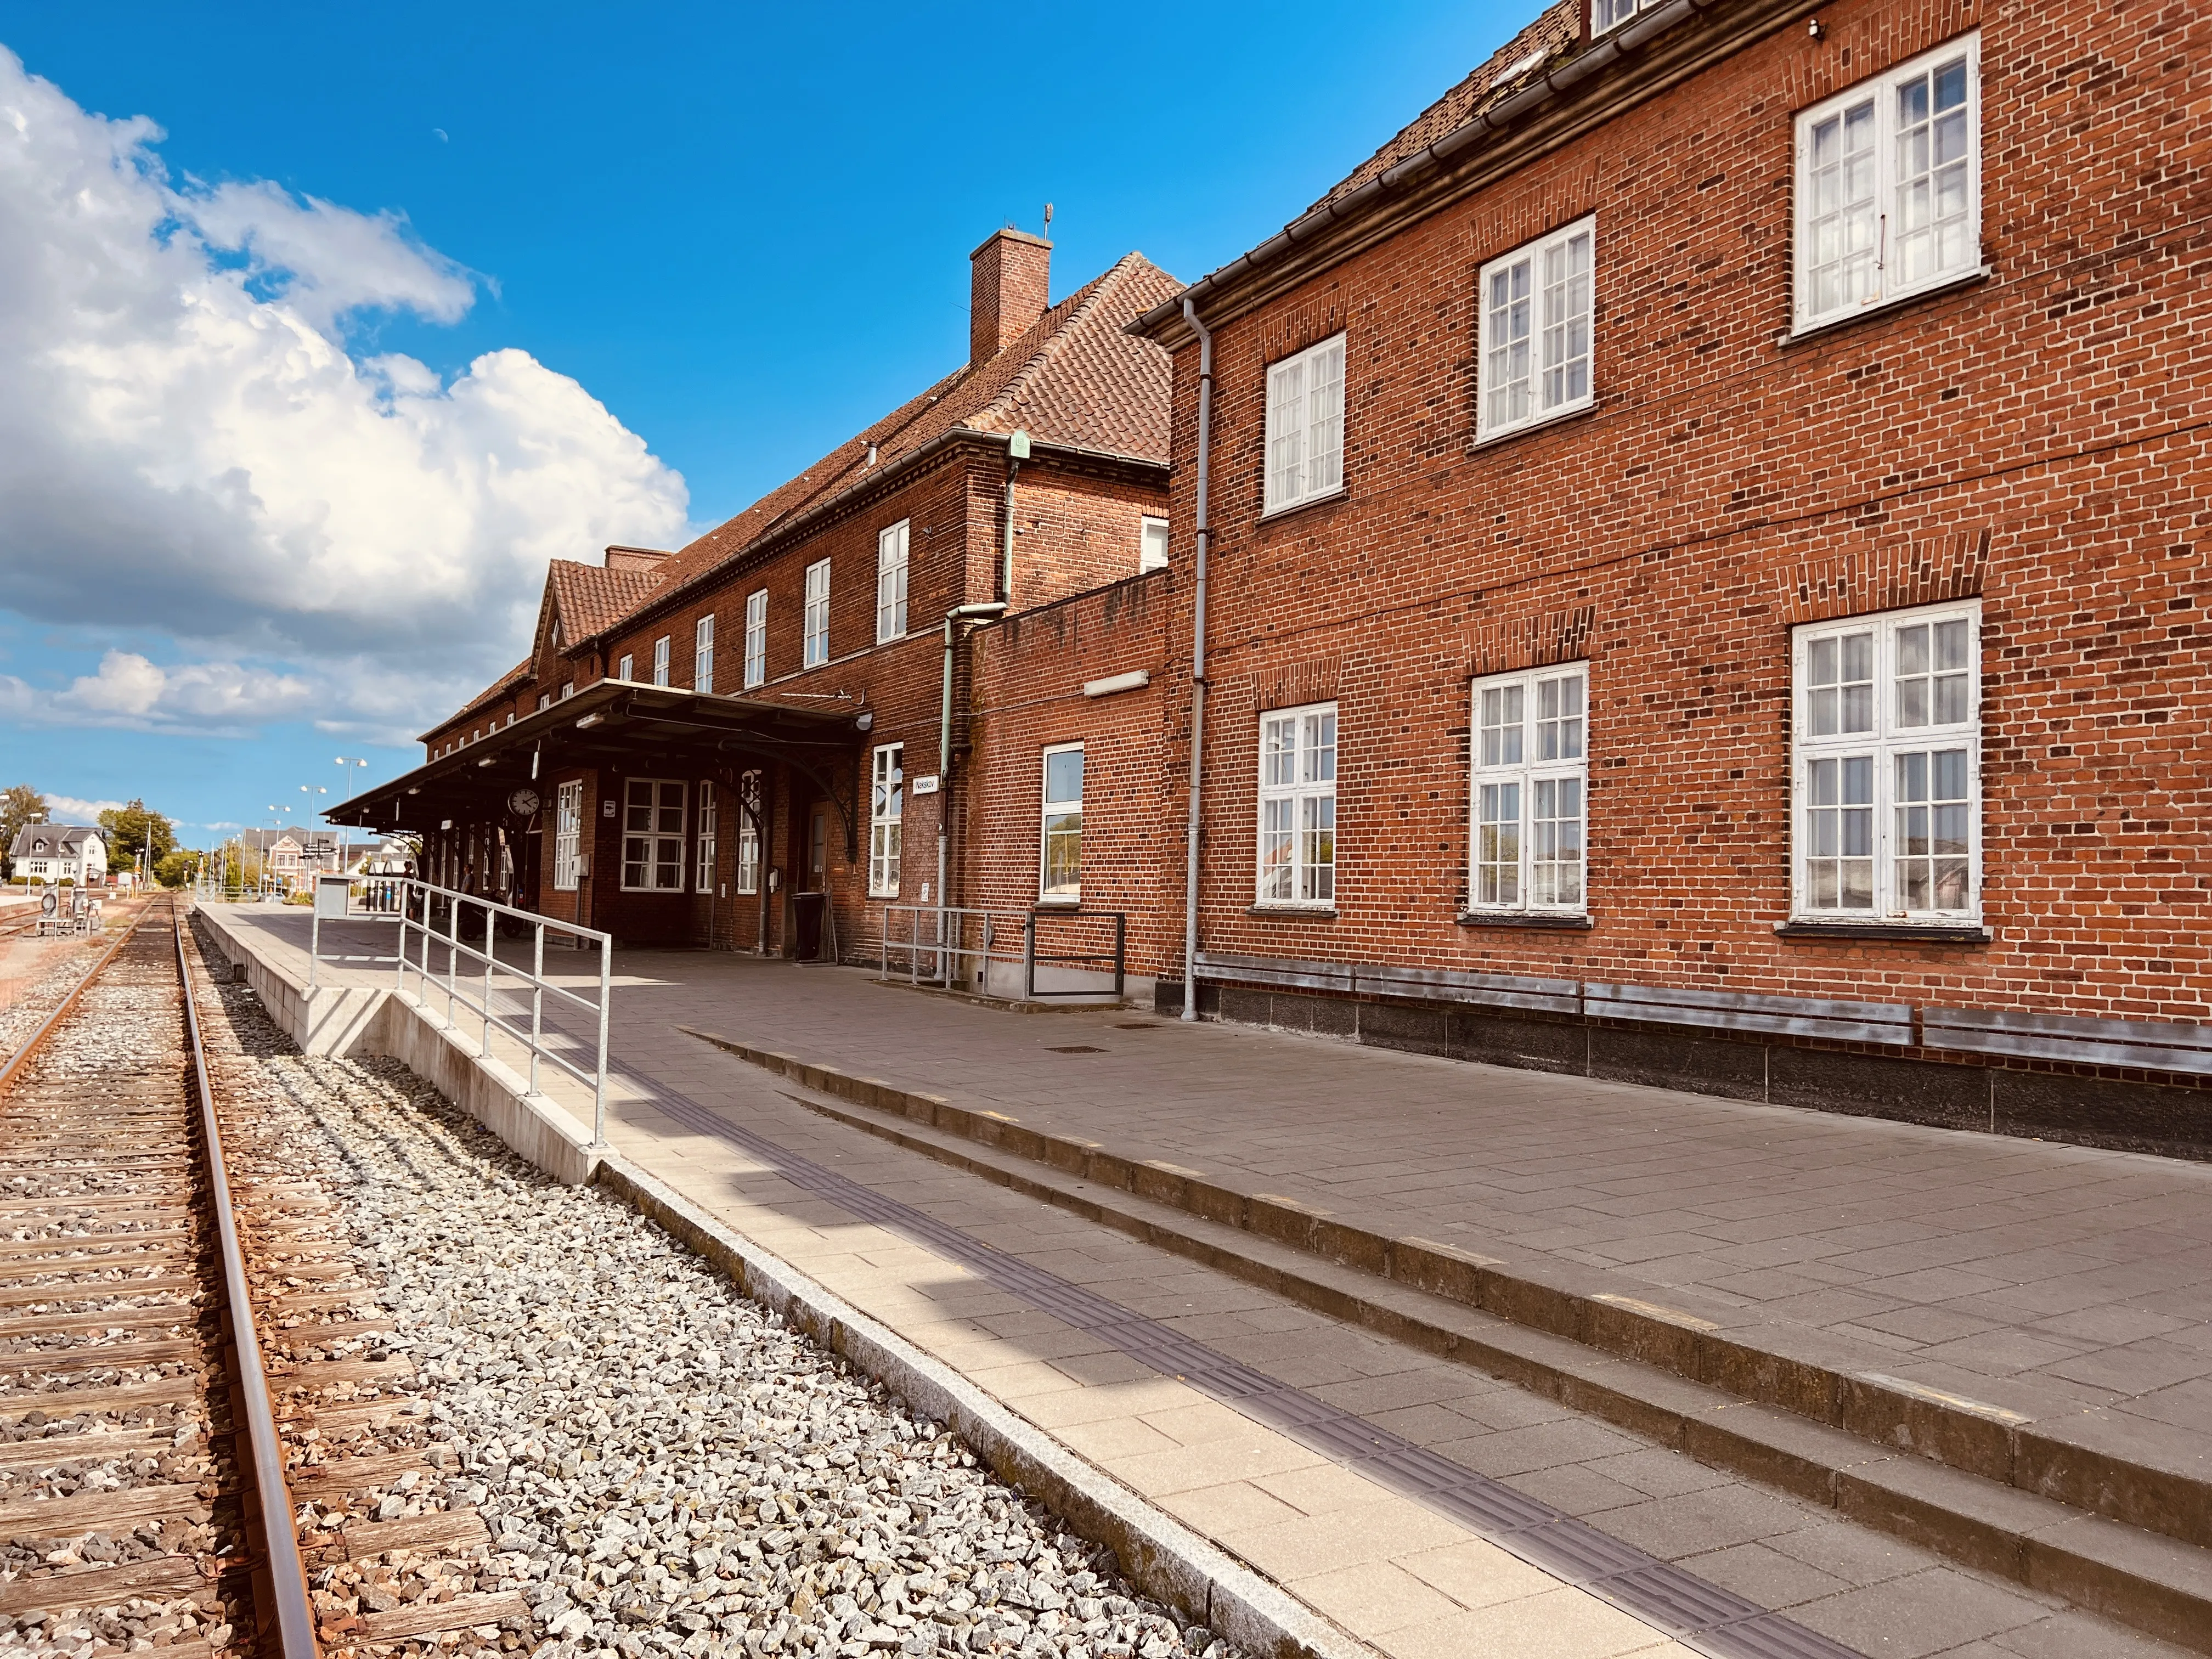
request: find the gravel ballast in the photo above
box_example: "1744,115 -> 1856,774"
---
202,964 -> 1243,1659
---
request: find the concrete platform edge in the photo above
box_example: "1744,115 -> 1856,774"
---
592,1156 -> 1372,1659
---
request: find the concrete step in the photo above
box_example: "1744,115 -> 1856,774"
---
681,1022 -> 2212,1656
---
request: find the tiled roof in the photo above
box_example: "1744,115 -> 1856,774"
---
441,658 -> 533,732
549,560 -> 668,644
1308,1 -> 1582,213
7,824 -> 99,859
584,251 -> 1180,639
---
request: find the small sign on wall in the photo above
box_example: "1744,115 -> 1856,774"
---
911,774 -> 941,796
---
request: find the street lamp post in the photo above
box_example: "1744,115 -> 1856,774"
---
336,757 -> 368,800
300,785 -> 329,882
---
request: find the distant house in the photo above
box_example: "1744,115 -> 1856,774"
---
8,825 -> 107,885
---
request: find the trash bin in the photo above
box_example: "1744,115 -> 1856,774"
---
792,891 -> 827,961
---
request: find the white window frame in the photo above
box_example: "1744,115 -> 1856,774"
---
1467,664 -> 1589,916
696,780 -> 718,894
552,781 -> 582,892
1040,743 -> 1084,903
560,681 -> 574,700
1139,517 -> 1169,573
1793,35 -> 1982,334
1477,216 -> 1595,443
1791,601 -> 1981,924
876,521 -> 910,643
652,635 -> 671,686
619,777 -> 686,892
736,770 -> 762,895
1591,0 -> 1662,34
804,559 -> 831,668
695,615 -> 715,694
617,652 -> 633,682
743,590 -> 768,689
1255,701 -> 1338,907
1262,334 -> 1346,517
868,743 -> 902,898
537,693 -> 551,712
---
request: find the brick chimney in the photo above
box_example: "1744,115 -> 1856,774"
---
969,229 -> 1052,367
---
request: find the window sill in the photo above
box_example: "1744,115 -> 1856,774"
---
1781,266 -> 1993,346
1470,397 -> 1598,452
1035,896 -> 1081,908
1246,905 -> 1336,919
1259,487 -> 1348,526
1457,911 -> 1593,930
1775,919 -> 1991,944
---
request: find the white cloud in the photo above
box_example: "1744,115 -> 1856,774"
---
0,47 -> 691,736
42,793 -> 127,823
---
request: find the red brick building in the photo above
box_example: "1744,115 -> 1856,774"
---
1124,0 -> 2212,1153
341,0 -> 2212,1154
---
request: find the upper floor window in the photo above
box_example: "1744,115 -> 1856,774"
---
1139,517 -> 1169,573
1468,665 -> 1587,915
877,521 -> 910,643
804,559 -> 831,668
1795,35 -> 1981,332
537,693 -> 551,712
1591,0 -> 1662,33
1256,702 -> 1336,907
744,589 -> 767,689
1263,334 -> 1345,517
1478,217 -> 1594,442
695,616 -> 715,694
652,635 -> 671,686
1792,602 -> 1980,922
560,681 -> 574,701
617,652 -> 633,682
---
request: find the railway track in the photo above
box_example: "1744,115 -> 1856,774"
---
2,900 -> 527,1659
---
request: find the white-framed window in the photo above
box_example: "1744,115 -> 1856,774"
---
1262,334 -> 1346,516
696,780 -> 718,893
695,616 -> 715,694
552,781 -> 582,892
804,559 -> 831,668
876,521 -> 910,643
736,771 -> 762,895
1256,702 -> 1337,906
1468,665 -> 1588,913
560,681 -> 574,700
1139,517 -> 1169,572
1795,35 -> 1981,332
537,693 -> 551,712
1592,0 -> 1661,33
1040,744 -> 1083,902
620,778 -> 686,891
1478,216 -> 1594,442
652,635 -> 671,686
743,590 -> 768,689
617,652 -> 633,682
1792,602 -> 1980,921
868,743 -> 902,897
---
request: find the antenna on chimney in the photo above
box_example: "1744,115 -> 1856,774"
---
1043,203 -> 1053,239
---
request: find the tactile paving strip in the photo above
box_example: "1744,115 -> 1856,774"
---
492,1006 -> 1863,1659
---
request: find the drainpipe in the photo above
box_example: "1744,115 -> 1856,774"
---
940,600 -> 1008,978
1180,296 -> 1214,1023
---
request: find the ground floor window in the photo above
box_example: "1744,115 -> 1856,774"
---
1792,602 -> 1980,921
552,781 -> 582,891
621,778 -> 686,890
869,744 -> 902,896
1040,743 -> 1083,901
736,771 -> 762,895
1468,664 -> 1587,913
696,781 -> 718,893
1256,702 -> 1336,906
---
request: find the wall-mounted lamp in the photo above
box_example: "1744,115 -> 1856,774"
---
855,711 -> 874,733
576,713 -> 603,729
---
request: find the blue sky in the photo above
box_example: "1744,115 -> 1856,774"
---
0,0 -> 1528,843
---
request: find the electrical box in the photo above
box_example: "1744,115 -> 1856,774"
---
314,874 -> 352,919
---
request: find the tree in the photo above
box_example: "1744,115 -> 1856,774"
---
0,784 -> 47,879
98,799 -> 177,871
154,850 -> 197,889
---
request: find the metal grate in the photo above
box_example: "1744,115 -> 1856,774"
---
607,1059 -> 1864,1659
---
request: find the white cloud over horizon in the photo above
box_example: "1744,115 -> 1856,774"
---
0,46 -> 692,740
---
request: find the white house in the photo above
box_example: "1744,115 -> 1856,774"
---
9,825 -> 107,885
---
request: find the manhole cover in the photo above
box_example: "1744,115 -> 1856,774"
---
1045,1045 -> 1105,1054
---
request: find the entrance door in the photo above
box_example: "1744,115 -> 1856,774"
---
792,804 -> 832,961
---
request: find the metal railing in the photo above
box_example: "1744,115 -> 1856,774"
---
304,878 -> 613,1146
879,904 -> 1126,1001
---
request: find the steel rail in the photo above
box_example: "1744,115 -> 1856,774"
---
174,907 -> 320,1659
0,898 -> 152,1093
